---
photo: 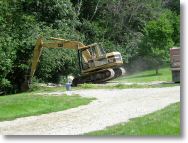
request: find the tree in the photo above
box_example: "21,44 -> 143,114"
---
138,11 -> 174,74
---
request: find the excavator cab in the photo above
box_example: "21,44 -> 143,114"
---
78,43 -> 124,74
78,44 -> 108,71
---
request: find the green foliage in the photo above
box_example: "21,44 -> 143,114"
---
145,12 -> 174,49
0,0 -> 180,94
138,11 -> 175,73
36,48 -> 80,83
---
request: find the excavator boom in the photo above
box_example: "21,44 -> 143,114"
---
30,37 -> 91,78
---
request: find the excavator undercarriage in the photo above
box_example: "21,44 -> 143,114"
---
72,67 -> 126,86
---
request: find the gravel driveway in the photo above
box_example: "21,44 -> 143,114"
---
0,86 -> 180,135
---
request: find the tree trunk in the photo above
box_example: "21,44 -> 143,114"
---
155,68 -> 159,75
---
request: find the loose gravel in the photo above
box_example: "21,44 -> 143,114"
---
0,86 -> 180,135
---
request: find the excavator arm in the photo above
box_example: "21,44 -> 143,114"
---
30,37 -> 91,80
30,37 -> 43,78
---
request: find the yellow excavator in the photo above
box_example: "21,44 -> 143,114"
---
21,37 -> 125,91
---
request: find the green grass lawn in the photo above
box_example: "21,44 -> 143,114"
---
87,102 -> 180,136
0,93 -> 93,121
114,67 -> 172,83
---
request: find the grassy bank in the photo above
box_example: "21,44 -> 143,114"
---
0,93 -> 93,121
87,102 -> 180,136
114,67 -> 172,83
